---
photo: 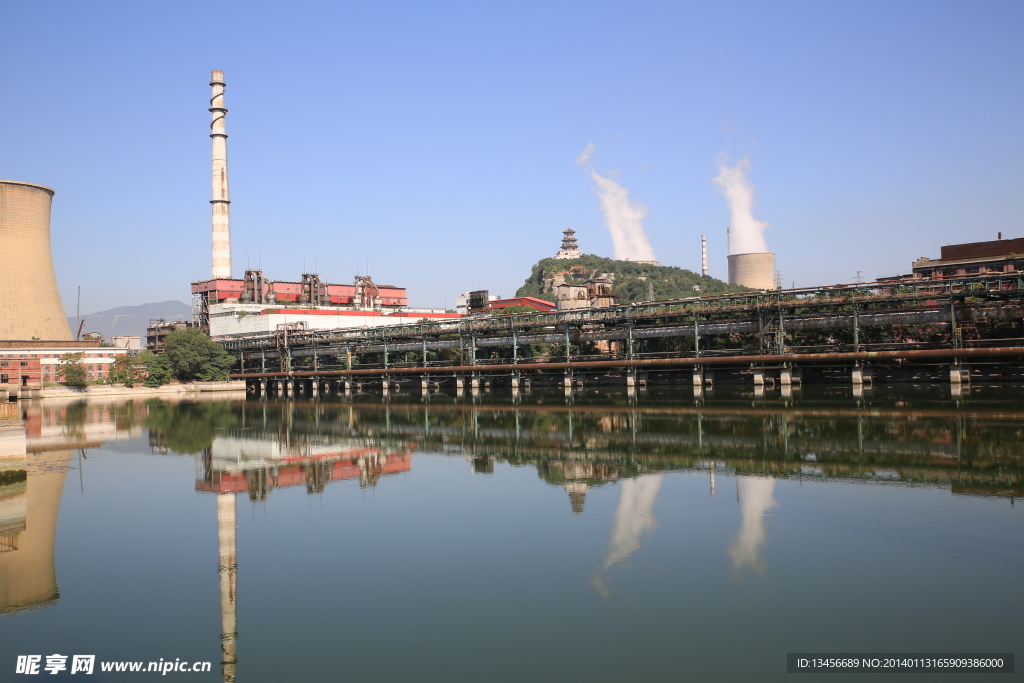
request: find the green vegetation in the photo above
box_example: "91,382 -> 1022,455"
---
145,399 -> 238,454
135,330 -> 234,387
516,254 -> 750,304
110,354 -> 145,387
142,352 -> 174,387
59,352 -> 88,388
492,305 -> 537,316
162,328 -> 235,382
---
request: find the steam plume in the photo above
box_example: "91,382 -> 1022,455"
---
713,155 -> 769,255
577,143 -> 658,262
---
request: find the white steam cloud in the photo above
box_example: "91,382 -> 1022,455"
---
577,143 -> 657,263
713,155 -> 769,255
576,142 -> 596,165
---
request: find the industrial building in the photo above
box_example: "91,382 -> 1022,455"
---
875,237 -> 1023,293
900,236 -> 1022,281
145,319 -> 193,353
556,278 -> 616,311
191,271 -> 457,338
191,72 -> 456,339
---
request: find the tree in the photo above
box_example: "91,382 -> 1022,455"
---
59,352 -> 88,388
110,354 -> 144,387
163,328 -> 235,381
493,305 -> 537,316
142,353 -> 173,387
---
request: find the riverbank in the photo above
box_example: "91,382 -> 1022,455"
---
31,381 -> 245,400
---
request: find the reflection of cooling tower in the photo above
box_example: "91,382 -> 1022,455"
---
0,181 -> 72,341
728,253 -> 775,290
0,441 -> 73,614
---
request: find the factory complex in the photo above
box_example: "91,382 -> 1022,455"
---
2,69 -> 1022,396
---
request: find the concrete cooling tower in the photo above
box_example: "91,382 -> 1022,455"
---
0,181 -> 72,341
728,253 -> 775,290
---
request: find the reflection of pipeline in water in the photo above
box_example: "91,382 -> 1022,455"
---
727,477 -> 777,574
591,475 -> 664,597
0,422 -> 72,614
217,494 -> 238,683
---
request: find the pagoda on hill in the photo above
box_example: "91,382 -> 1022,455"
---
554,227 -> 582,260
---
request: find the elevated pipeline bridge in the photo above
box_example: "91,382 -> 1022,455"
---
223,274 -> 1024,393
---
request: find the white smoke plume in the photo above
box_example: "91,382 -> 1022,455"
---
713,155 -> 770,255
576,142 -> 596,165
577,143 -> 658,263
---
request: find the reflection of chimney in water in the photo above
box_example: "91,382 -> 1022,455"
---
564,482 -> 589,515
217,493 -> 238,682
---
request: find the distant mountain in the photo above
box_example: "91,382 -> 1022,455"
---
516,254 -> 750,304
69,300 -> 192,340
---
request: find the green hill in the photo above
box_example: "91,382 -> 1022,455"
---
516,254 -> 750,304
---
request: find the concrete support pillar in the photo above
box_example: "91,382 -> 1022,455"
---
563,372 -> 573,388
852,366 -> 873,384
950,366 -> 969,384
692,368 -> 703,386
753,369 -> 766,386
470,377 -> 481,389
382,379 -> 390,392
455,377 -> 464,389
626,371 -> 636,387
780,368 -> 801,385
421,377 -> 429,391
311,380 -> 319,396
511,376 -> 520,389
343,380 -> 352,394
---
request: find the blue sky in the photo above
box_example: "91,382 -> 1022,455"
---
2,0 -> 1021,312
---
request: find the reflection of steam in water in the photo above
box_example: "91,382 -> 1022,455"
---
727,477 -> 777,574
591,474 -> 663,597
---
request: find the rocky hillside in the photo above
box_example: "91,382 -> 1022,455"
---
516,254 -> 749,304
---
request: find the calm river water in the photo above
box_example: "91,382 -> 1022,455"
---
1,384 -> 1020,681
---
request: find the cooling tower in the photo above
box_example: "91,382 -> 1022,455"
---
0,181 -> 72,341
728,253 -> 775,290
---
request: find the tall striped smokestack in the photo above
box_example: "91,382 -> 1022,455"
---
701,234 -> 708,277
210,70 -> 231,279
